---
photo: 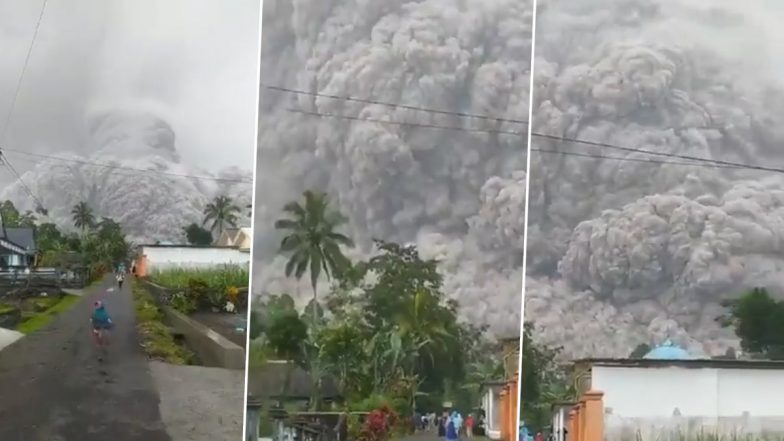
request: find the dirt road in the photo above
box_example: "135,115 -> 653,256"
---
0,276 -> 172,440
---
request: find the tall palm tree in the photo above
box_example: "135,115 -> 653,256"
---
202,195 -> 240,239
274,190 -> 354,325
71,202 -> 95,234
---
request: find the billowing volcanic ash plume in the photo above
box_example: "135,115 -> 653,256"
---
1,108 -> 252,244
525,0 -> 784,358
253,0 -> 532,336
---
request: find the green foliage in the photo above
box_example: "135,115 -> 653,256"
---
150,266 -> 248,294
275,190 -> 354,314
15,295 -> 81,334
721,287 -> 784,359
71,201 -> 95,232
202,195 -> 240,236
170,291 -> 198,315
0,200 -> 36,228
266,308 -> 308,361
257,189 -> 490,415
132,281 -> 195,365
151,267 -> 248,313
318,321 -> 367,396
183,222 -> 214,246
520,322 -> 572,431
248,339 -> 270,368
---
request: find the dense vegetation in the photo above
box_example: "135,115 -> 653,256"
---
132,280 -> 195,364
0,199 -> 130,283
250,190 -> 505,433
150,267 -> 249,314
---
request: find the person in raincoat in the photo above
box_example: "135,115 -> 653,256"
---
445,412 -> 459,441
452,411 -> 463,435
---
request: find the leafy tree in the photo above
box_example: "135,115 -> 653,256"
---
275,190 -> 354,325
318,320 -> 367,397
520,322 -> 570,431
35,223 -> 63,252
0,200 -> 36,228
202,195 -> 240,238
71,201 -> 95,233
183,223 -> 214,246
721,287 -> 784,359
629,343 -> 651,358
266,308 -> 308,398
328,240 -> 470,412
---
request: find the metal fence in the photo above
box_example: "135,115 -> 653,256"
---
0,267 -> 88,295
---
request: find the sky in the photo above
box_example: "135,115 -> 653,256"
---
0,0 -> 260,175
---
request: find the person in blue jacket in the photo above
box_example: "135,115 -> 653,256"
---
90,300 -> 113,346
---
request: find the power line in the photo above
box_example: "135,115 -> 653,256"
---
286,108 -> 526,136
287,106 -> 784,174
532,148 -> 744,170
1,149 -> 253,184
1,0 -> 48,144
529,132 -> 784,174
1,153 -> 45,210
268,84 -> 529,125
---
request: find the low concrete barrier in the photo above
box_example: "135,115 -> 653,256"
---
137,279 -> 245,369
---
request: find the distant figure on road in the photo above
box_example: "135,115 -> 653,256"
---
116,271 -> 125,290
90,300 -> 113,347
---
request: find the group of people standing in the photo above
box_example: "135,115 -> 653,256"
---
414,410 -> 478,441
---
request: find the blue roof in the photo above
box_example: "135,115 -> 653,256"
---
643,340 -> 694,360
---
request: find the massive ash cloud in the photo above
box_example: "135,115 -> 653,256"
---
253,0 -> 532,336
1,108 -> 252,244
526,0 -> 784,358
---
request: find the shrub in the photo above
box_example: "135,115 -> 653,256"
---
206,288 -> 227,311
358,406 -> 398,441
187,278 -> 211,309
170,291 -> 198,315
132,281 -> 195,365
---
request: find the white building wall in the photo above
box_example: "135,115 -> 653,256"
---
592,365 -> 784,440
143,247 -> 250,272
483,385 -> 502,439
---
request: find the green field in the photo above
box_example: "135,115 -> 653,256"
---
16,295 -> 81,334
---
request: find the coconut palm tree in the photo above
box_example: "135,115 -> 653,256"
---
71,202 -> 95,234
202,195 -> 241,239
274,190 -> 354,325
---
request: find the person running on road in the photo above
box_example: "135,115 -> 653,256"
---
116,271 -> 125,290
90,300 -> 113,346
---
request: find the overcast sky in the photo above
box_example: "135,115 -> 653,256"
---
0,0 -> 260,173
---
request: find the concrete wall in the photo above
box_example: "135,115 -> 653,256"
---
162,305 -> 245,370
140,280 -> 245,370
592,365 -> 784,439
141,246 -> 249,273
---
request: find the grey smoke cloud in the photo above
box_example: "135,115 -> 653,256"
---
526,0 -> 784,358
0,0 -> 258,172
253,0 -> 532,336
0,0 -> 258,241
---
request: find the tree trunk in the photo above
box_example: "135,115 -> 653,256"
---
309,283 -> 321,411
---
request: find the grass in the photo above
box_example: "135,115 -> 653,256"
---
15,295 -> 81,334
0,302 -> 16,314
150,266 -> 249,292
132,280 -> 195,365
